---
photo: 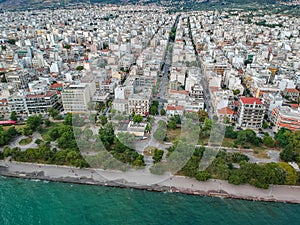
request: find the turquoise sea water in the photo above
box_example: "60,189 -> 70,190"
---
0,176 -> 300,225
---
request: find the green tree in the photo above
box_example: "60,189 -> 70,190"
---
10,111 -> 17,121
45,119 -> 51,126
76,66 -> 84,71
275,128 -> 291,147
26,115 -> 42,131
195,171 -> 211,181
149,105 -> 158,115
48,108 -> 59,118
117,132 -> 135,149
153,128 -> 166,142
99,115 -> 107,126
133,114 -> 143,123
197,110 -> 208,122
237,129 -> 261,146
203,118 -> 213,131
152,100 -> 159,107
225,126 -> 238,139
233,89 -> 240,95
21,126 -> 33,136
64,113 -> 73,126
83,128 -> 93,141
168,119 -> 177,130
263,136 -> 275,147
0,127 -> 16,146
98,123 -> 115,149
8,39 -> 16,45
89,114 -> 97,124
278,162 -> 298,185
173,115 -> 181,124
153,120 -> 167,141
145,124 -> 151,133
223,116 -> 230,124
1,74 -> 7,83
152,149 -> 164,164
64,44 -> 71,49
160,108 -> 166,116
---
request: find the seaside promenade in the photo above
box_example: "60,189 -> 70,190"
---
1,160 -> 300,204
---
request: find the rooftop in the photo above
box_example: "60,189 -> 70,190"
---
240,97 -> 263,105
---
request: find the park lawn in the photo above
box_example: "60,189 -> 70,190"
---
253,149 -> 270,159
249,144 -> 267,152
19,137 -> 33,146
222,138 -> 235,148
2,124 -> 26,131
166,128 -> 181,142
40,122 -> 64,141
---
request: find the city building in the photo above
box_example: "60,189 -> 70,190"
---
237,97 -> 265,128
271,106 -> 300,132
128,90 -> 151,116
61,84 -> 90,113
26,91 -> 62,115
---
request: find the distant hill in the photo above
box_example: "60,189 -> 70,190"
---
0,0 -> 296,11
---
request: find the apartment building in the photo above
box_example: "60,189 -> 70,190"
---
7,91 -> 28,116
0,99 -> 9,118
128,90 -> 151,116
62,84 -> 90,113
237,97 -> 265,128
283,88 -> 300,102
271,106 -> 300,132
26,91 -> 62,115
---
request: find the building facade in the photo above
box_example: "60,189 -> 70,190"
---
62,84 -> 90,113
271,106 -> 300,132
237,97 -> 265,128
26,91 -> 62,115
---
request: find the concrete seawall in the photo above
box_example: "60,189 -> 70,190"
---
1,160 -> 300,204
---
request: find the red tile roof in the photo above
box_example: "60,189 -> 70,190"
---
240,97 -> 263,105
50,83 -> 63,89
289,104 -> 299,109
166,105 -> 184,111
169,90 -> 189,95
218,107 -> 235,115
209,86 -> 219,93
26,91 -> 56,98
285,88 -> 299,93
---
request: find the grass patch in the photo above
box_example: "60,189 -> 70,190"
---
222,138 -> 235,148
250,144 -> 266,152
2,124 -> 26,131
19,137 -> 32,146
253,150 -> 270,159
165,128 -> 181,142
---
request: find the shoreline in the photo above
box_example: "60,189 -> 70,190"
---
1,160 -> 300,204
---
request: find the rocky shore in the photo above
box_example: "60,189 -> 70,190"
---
1,160 -> 300,204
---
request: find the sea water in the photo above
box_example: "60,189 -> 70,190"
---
0,176 -> 299,225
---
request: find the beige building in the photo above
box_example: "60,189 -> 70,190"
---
128,90 -> 151,116
62,84 -> 90,113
